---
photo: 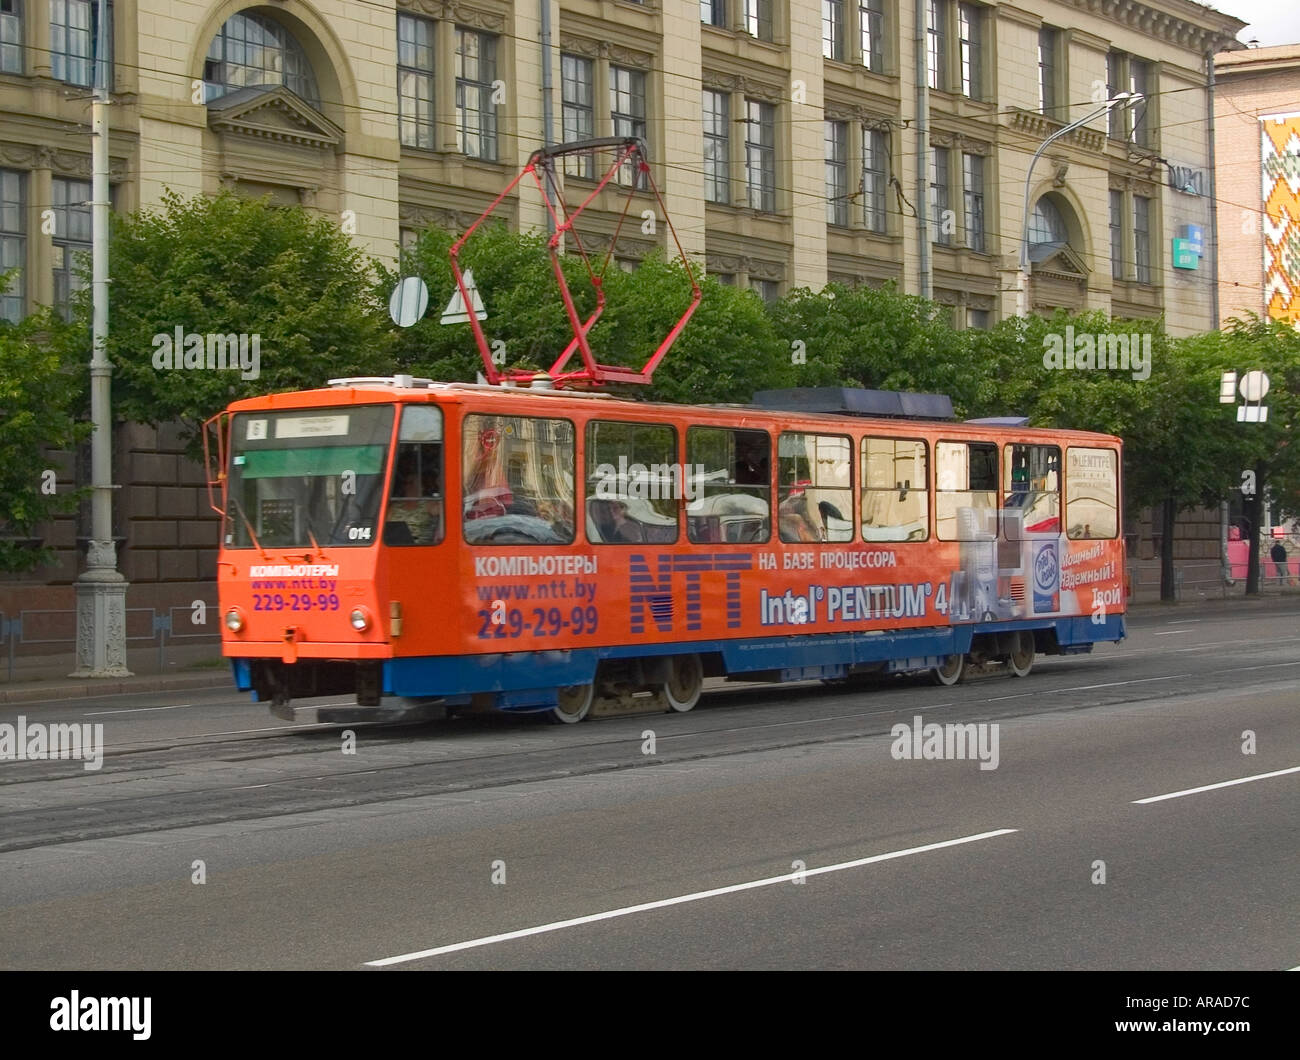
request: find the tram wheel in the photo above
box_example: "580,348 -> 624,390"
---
550,682 -> 594,724
1006,632 -> 1035,678
662,654 -> 704,713
929,653 -> 966,686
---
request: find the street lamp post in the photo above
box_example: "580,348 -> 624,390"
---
1016,93 -> 1140,318
71,0 -> 130,677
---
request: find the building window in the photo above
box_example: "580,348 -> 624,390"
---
1029,196 -> 1067,246
962,152 -> 984,252
958,3 -> 982,100
701,0 -> 726,27
51,0 -> 111,89
927,0 -> 947,91
968,308 -> 989,329
751,278 -> 780,302
930,146 -> 951,245
1038,27 -> 1059,116
860,0 -> 884,73
1106,51 -> 1122,138
455,28 -> 498,161
1107,51 -> 1155,147
52,177 -> 91,322
745,99 -> 776,212
824,0 -> 844,61
204,10 -> 315,105
703,88 -> 730,204
0,0 -> 21,74
863,127 -> 887,232
610,65 -> 647,187
562,54 -> 595,178
1133,194 -> 1151,283
1128,59 -> 1151,147
1109,189 -> 1123,279
397,14 -> 435,150
826,121 -> 848,226
0,168 -> 23,323
746,0 -> 773,43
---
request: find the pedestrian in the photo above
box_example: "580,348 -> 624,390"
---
1270,540 -> 1288,584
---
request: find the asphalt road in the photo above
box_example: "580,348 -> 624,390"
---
0,600 -> 1295,970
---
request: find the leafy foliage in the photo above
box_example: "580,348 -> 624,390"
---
103,190 -> 394,449
382,224 -> 791,402
0,309 -> 90,572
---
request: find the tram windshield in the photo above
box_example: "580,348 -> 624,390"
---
225,405 -> 395,548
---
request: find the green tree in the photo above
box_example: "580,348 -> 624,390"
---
971,311 -> 1240,601
768,283 -> 978,412
384,224 -> 791,401
103,190 -> 394,451
1204,316 -> 1300,594
0,309 -> 91,572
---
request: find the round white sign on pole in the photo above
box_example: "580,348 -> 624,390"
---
389,276 -> 430,328
1239,370 -> 1270,402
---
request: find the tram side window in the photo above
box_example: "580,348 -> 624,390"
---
384,405 -> 444,546
1065,447 -> 1119,539
778,432 -> 853,542
936,441 -> 999,541
585,420 -> 679,544
1002,443 -> 1060,537
686,427 -> 771,543
861,438 -> 929,542
462,414 -> 575,545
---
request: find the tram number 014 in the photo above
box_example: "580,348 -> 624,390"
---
253,593 -> 341,612
477,605 -> 599,639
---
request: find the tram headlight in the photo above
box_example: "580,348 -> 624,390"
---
224,608 -> 245,633
349,607 -> 372,632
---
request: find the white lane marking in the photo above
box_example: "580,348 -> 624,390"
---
1051,675 -> 1181,693
1134,765 -> 1300,805
1153,630 -> 1191,636
365,828 -> 1018,967
192,724 -> 329,737
85,704 -> 191,716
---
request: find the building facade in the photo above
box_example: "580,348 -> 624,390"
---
1214,43 -> 1300,326
0,0 -> 1244,328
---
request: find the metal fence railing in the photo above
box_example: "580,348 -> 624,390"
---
0,603 -> 220,680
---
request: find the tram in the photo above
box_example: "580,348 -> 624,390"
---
204,138 -> 1125,723
206,377 -> 1125,722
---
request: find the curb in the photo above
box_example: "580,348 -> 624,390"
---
0,670 -> 235,705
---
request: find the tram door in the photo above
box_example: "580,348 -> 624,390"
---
381,404 -> 447,653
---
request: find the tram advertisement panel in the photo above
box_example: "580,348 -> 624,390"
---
465,535 -> 1125,649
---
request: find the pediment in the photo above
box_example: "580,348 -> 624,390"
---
207,86 -> 342,150
1030,242 -> 1090,280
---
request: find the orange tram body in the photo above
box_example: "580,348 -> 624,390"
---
208,377 -> 1126,723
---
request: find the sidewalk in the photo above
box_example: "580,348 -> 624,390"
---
2,589 -> 1296,706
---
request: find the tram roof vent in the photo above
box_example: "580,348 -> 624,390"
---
327,375 -> 435,389
965,415 -> 1030,427
750,388 -> 955,421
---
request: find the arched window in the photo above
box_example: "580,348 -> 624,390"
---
203,12 -> 319,106
1029,196 -> 1068,247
